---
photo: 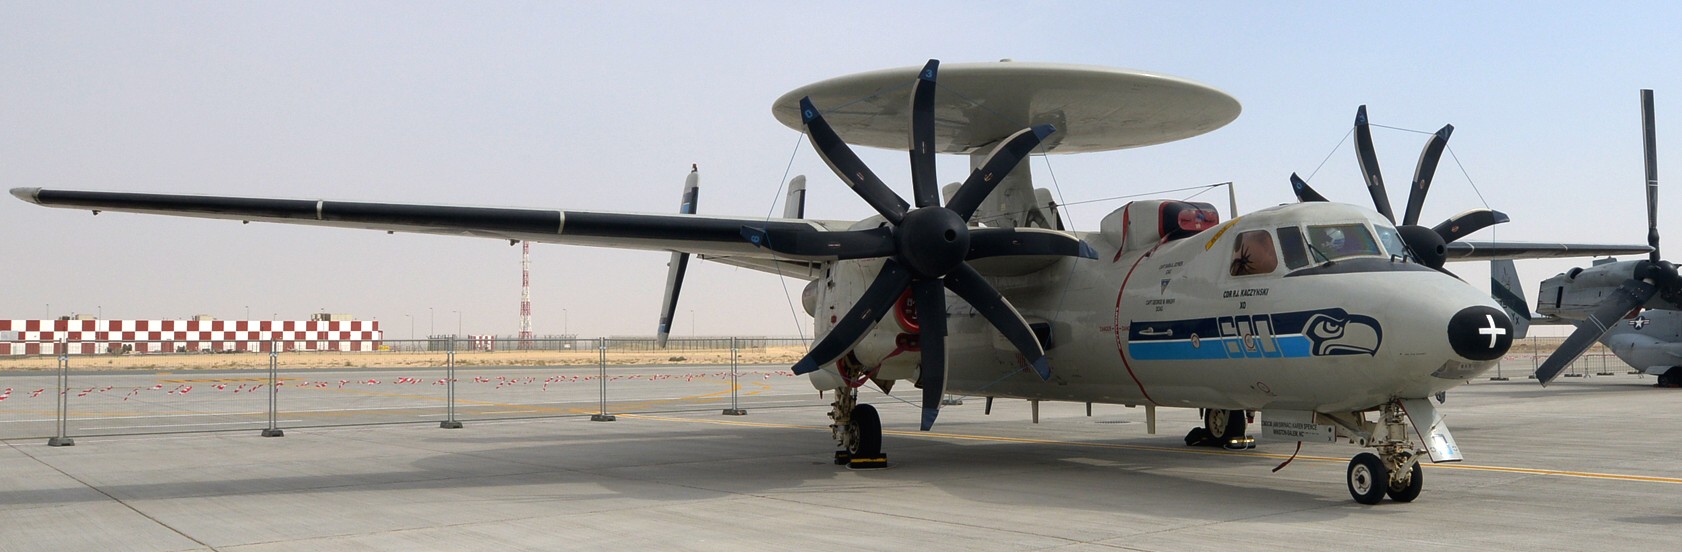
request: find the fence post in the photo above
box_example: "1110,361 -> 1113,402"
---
48,339 -> 74,447
591,337 -> 615,421
262,340 -> 284,437
723,336 -> 746,415
1490,344 -> 1510,380
441,336 -> 463,429
1527,336 -> 1539,379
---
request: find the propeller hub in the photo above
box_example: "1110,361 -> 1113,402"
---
896,207 -> 970,278
1397,224 -> 1448,269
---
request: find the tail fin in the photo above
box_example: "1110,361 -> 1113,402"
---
783,175 -> 806,219
656,166 -> 700,348
1490,259 -> 1532,339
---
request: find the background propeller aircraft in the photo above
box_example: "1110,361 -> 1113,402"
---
10,60 -> 1649,504
1521,90 -> 1682,386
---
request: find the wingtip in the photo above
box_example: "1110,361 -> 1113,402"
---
9,188 -> 41,204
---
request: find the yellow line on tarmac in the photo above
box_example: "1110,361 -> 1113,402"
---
624,414 -> 1682,486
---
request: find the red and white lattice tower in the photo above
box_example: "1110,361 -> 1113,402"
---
518,240 -> 534,349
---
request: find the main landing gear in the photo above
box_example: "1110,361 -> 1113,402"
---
830,385 -> 886,469
1185,409 -> 1255,449
1657,366 -> 1682,388
1340,401 -> 1424,504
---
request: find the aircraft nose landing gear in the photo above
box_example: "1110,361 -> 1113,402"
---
1344,401 -> 1425,504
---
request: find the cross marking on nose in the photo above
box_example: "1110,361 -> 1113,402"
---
1478,314 -> 1507,348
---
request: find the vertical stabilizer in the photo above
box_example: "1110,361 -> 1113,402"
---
783,175 -> 806,219
1490,259 -> 1532,339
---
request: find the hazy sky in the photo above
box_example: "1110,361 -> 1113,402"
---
4,1 -> 1679,339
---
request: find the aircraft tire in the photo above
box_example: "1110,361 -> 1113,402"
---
850,403 -> 882,458
1347,452 -> 1388,505
1660,366 -> 1682,387
1204,409 -> 1246,441
1386,461 -> 1423,503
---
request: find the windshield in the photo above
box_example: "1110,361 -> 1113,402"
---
1373,225 -> 1407,258
1305,223 -> 1383,262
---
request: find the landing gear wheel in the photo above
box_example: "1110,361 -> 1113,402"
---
1386,461 -> 1423,503
1659,366 -> 1682,387
1207,409 -> 1246,440
846,404 -> 887,469
1347,452 -> 1388,505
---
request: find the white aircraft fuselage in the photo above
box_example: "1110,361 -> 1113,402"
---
816,201 -> 1514,416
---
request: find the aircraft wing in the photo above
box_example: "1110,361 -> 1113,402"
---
1445,241 -> 1651,261
9,187 -> 839,278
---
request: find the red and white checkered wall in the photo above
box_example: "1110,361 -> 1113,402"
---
0,319 -> 383,355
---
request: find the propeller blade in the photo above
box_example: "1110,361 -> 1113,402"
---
966,227 -> 1098,260
799,97 -> 910,225
1353,105 -> 1396,223
941,262 -> 1051,380
1432,209 -> 1511,243
792,259 -> 912,375
1290,173 -> 1329,202
946,125 -> 1055,221
910,60 -> 940,209
1535,279 -> 1658,385
741,225 -> 896,260
913,279 -> 947,430
1642,89 -> 1660,262
1403,124 -> 1454,226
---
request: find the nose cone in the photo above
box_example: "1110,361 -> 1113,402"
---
1446,306 -> 1514,361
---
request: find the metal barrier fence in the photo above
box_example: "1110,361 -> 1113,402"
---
1484,337 -> 1638,381
0,337 -> 820,443
0,335 -> 1654,443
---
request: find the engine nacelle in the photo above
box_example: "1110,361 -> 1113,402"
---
808,258 -> 923,389
1537,259 -> 1644,320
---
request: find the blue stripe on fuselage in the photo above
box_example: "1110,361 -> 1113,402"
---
1128,335 -> 1313,361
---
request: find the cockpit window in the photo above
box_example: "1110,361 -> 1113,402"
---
1305,223 -> 1383,262
1277,226 -> 1310,269
1374,225 -> 1407,258
1230,230 -> 1279,276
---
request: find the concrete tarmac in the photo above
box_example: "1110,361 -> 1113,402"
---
2,365 -> 1680,551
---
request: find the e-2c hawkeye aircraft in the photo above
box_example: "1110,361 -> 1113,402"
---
10,60 -> 1649,504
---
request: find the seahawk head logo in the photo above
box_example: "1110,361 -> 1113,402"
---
1304,311 -> 1383,356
